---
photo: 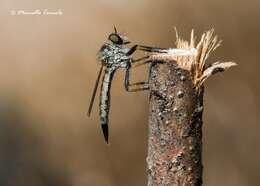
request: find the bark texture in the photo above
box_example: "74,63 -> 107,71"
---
147,60 -> 203,186
145,29 -> 236,186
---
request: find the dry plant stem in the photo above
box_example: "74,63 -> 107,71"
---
146,29 -> 236,186
147,61 -> 203,186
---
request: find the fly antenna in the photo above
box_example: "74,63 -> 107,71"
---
114,26 -> 117,34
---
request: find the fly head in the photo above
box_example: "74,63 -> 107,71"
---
98,27 -> 134,68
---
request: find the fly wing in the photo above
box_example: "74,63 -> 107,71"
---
87,65 -> 104,116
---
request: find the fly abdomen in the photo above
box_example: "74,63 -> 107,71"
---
99,68 -> 115,143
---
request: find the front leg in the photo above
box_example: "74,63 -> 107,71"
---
131,56 -> 151,68
126,44 -> 153,67
124,65 -> 149,92
137,45 -> 168,53
127,45 -> 168,56
126,45 -> 138,56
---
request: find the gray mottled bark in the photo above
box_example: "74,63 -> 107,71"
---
147,60 -> 203,186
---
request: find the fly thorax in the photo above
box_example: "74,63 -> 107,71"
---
98,43 -> 132,68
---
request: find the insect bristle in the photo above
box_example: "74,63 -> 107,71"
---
114,26 -> 117,34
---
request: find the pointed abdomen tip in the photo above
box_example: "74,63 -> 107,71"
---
101,124 -> 109,144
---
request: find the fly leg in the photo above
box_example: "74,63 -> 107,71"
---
137,45 -> 168,53
124,44 -> 164,92
124,65 -> 149,92
131,56 -> 151,68
127,44 -> 168,55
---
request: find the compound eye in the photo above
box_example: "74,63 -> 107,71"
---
108,33 -> 123,45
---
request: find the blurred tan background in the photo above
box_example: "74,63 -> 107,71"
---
0,0 -> 259,186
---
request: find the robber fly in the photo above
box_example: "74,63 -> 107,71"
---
87,27 -> 155,143
87,27 -> 196,144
